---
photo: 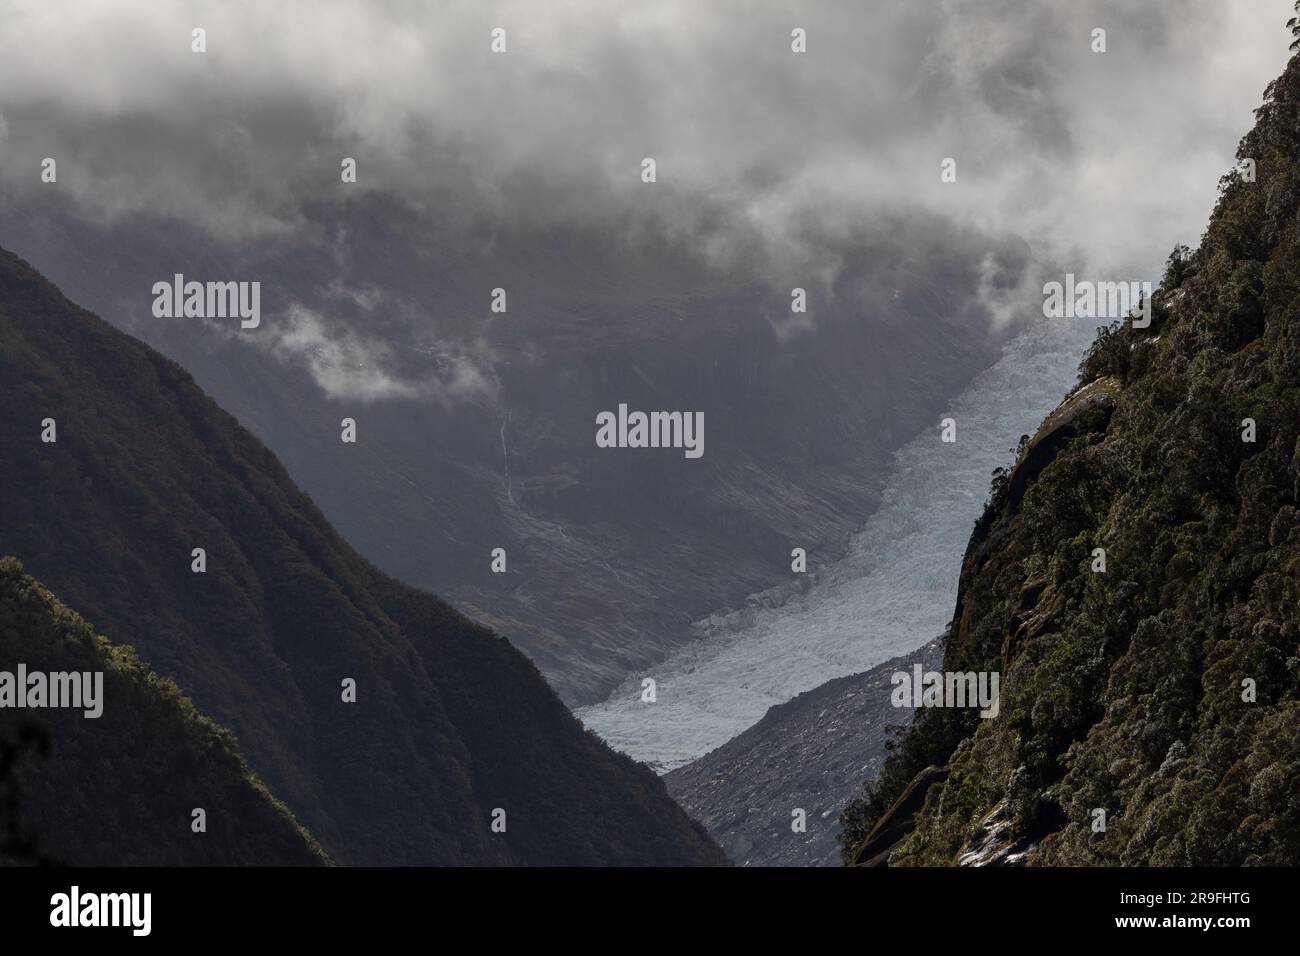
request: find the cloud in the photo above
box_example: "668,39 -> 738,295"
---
0,0 -> 1293,330
268,304 -> 416,401
251,301 -> 497,404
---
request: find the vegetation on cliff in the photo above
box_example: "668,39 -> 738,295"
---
842,44 -> 1300,866
0,558 -> 329,865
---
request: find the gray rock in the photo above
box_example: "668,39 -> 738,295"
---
666,637 -> 943,866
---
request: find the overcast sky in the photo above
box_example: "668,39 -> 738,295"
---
0,0 -> 1294,319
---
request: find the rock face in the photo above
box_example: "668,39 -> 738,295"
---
955,800 -> 1037,867
840,53 -> 1300,867
667,639 -> 942,867
851,765 -> 950,867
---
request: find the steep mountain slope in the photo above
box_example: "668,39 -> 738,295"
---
0,246 -> 723,866
0,200 -> 1022,705
841,54 -> 1300,867
666,639 -> 941,867
0,559 -> 327,865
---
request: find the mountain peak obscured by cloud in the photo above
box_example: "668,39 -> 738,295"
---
2,0 -> 1290,282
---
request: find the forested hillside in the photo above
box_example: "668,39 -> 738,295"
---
842,49 -> 1300,867
0,559 -> 328,865
0,247 -> 724,866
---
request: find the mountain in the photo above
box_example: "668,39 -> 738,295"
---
0,245 -> 724,866
0,559 -> 328,865
841,54 -> 1300,867
0,200 -> 1026,705
666,638 -> 941,867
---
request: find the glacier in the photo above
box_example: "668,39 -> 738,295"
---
577,312 -> 1107,771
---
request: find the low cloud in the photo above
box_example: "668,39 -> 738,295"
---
0,0 -> 1293,361
263,303 -> 497,404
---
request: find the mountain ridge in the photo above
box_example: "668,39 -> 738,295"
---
840,49 -> 1300,867
0,557 -> 329,865
0,244 -> 724,866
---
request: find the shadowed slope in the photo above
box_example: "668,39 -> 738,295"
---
0,247 -> 724,866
